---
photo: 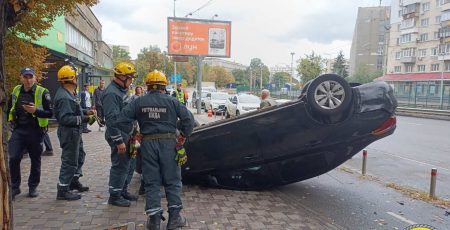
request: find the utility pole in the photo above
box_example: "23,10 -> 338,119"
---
290,52 -> 295,84
260,64 -> 263,89
173,0 -> 177,88
249,68 -> 253,92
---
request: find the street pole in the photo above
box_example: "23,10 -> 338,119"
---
196,56 -> 203,114
249,68 -> 252,92
441,52 -> 444,109
290,52 -> 295,84
173,1 -> 177,88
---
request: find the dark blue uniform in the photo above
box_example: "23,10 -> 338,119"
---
118,90 -> 194,216
8,84 -> 52,195
53,87 -> 88,190
102,81 -> 134,198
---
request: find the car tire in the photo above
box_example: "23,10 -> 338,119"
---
306,74 -> 352,115
225,110 -> 230,118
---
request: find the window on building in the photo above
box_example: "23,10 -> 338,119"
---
417,64 -> 426,72
421,18 -> 429,27
436,16 -> 441,24
400,33 -> 413,43
418,49 -> 427,57
401,18 -> 416,29
394,66 -> 402,73
402,48 -> 416,57
439,43 -> 450,53
437,0 -> 444,7
397,24 -> 401,32
420,33 -> 429,41
395,51 -> 402,59
398,10 -> 402,18
431,47 -> 438,56
423,2 -> 431,12
65,22 -> 93,57
442,10 -> 450,22
405,65 -> 414,73
403,4 -> 418,14
431,63 -> 440,71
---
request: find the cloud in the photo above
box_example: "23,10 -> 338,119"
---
91,0 -> 389,66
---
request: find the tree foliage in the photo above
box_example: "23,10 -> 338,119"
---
297,51 -> 324,84
4,0 -> 97,93
248,58 -> 270,88
349,64 -> 383,84
231,69 -> 247,86
112,45 -> 131,66
272,72 -> 290,88
332,50 -> 349,78
203,66 -> 235,88
135,45 -> 172,86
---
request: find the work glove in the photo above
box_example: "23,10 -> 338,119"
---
175,145 -> 187,166
87,115 -> 96,126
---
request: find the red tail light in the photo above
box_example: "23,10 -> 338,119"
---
372,116 -> 396,136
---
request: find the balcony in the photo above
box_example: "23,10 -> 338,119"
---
400,27 -> 418,34
400,56 -> 417,63
442,2 -> 450,11
402,0 -> 420,5
438,53 -> 450,60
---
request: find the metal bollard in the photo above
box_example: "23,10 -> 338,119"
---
362,149 -> 367,175
430,168 -> 437,199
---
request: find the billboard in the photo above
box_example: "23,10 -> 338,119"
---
168,17 -> 231,57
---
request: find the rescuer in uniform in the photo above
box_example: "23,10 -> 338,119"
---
8,67 -> 52,199
172,82 -> 187,106
102,62 -> 138,207
118,70 -> 194,230
54,65 -> 92,200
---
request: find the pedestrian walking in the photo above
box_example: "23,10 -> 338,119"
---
81,84 -> 92,133
93,79 -> 106,131
8,67 -> 53,199
54,65 -> 92,201
102,62 -> 138,207
118,70 -> 195,230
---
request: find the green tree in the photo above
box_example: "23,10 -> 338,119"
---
297,51 -> 324,84
349,64 -> 383,84
231,69 -> 247,86
248,58 -> 270,89
135,45 -> 172,86
332,50 -> 349,78
203,66 -> 235,88
112,45 -> 131,66
272,72 -> 290,89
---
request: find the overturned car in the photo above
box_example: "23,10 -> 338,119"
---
182,74 -> 397,190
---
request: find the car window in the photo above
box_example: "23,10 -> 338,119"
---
211,93 -> 229,100
239,95 -> 260,103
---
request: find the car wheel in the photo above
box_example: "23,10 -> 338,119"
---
225,110 -> 230,118
306,74 -> 352,115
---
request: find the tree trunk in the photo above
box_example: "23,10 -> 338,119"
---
0,0 -> 12,229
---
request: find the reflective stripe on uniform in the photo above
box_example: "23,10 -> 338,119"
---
8,84 -> 49,127
175,90 -> 185,104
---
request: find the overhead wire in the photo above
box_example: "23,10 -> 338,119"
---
184,0 -> 215,17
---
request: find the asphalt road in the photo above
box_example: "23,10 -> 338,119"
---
192,112 -> 450,229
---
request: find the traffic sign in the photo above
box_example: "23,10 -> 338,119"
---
171,74 -> 182,83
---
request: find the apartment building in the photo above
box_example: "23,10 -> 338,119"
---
378,0 -> 450,109
349,6 -> 390,76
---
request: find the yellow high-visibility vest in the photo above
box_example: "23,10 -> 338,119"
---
8,84 -> 49,127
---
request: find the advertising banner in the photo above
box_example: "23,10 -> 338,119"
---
168,17 -> 231,57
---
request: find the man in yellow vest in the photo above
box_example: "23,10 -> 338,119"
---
8,67 -> 53,199
171,83 -> 187,106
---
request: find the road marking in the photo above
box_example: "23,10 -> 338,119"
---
386,212 -> 417,225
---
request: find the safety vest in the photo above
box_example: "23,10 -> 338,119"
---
8,84 -> 49,127
175,90 -> 185,104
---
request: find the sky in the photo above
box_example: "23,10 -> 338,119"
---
92,0 -> 391,67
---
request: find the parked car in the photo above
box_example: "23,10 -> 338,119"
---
204,92 -> 229,113
182,74 -> 397,190
225,94 -> 261,118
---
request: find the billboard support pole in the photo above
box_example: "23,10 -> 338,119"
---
174,61 -> 177,88
196,56 -> 203,114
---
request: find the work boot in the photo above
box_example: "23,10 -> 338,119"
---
12,188 -> 21,200
108,196 -> 130,207
69,177 -> 89,192
122,191 -> 138,201
146,212 -> 162,230
42,150 -> 54,156
166,208 -> 187,230
57,185 -> 81,201
28,188 -> 39,198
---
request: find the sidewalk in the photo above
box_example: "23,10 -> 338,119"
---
13,120 -> 341,229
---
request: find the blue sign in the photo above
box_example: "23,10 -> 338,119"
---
171,74 -> 182,83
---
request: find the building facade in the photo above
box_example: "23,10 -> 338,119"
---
349,6 -> 390,76
378,0 -> 450,109
203,58 -> 247,72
